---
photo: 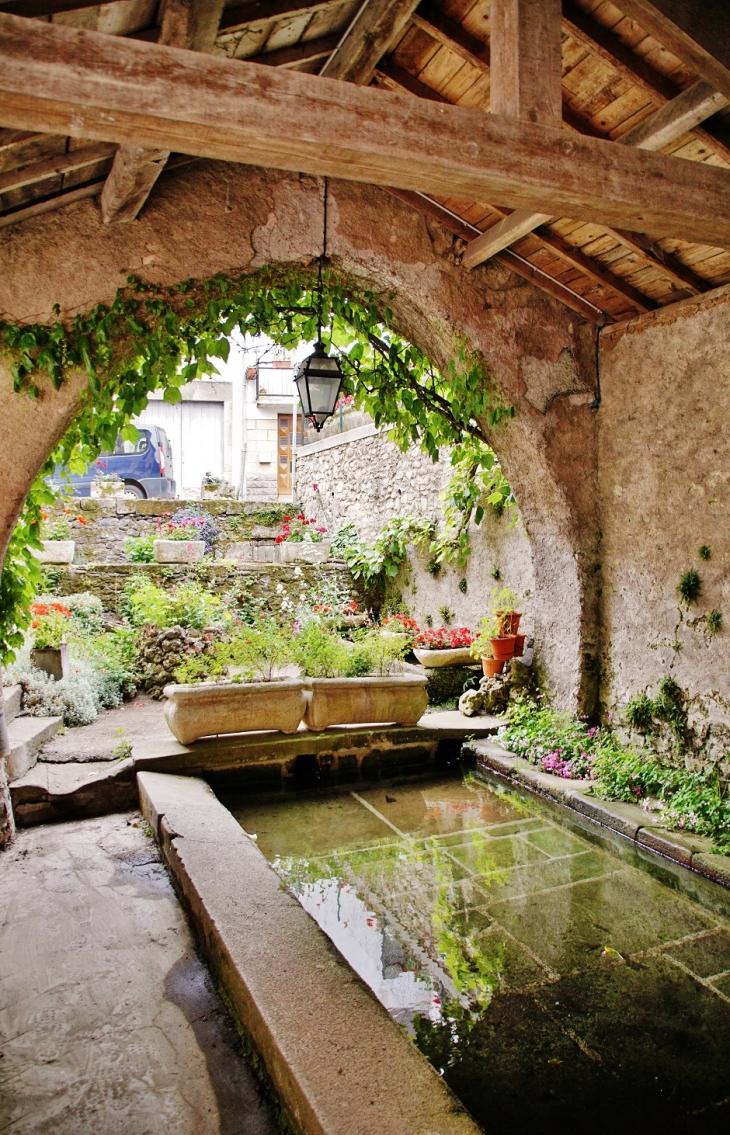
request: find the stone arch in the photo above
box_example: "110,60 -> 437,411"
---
0,162 -> 600,708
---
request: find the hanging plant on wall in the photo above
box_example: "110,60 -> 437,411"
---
0,265 -> 514,660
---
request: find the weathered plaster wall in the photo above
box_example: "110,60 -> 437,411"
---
0,161 -> 599,706
296,427 -> 535,639
598,285 -> 730,747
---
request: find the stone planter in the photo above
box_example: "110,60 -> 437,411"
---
35,539 -> 75,564
91,482 -> 123,498
303,674 -> 428,731
278,541 -> 330,565
153,538 -> 206,563
31,642 -> 70,681
163,678 -> 308,744
413,647 -> 475,668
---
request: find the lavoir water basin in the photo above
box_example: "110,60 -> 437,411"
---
223,773 -> 730,1134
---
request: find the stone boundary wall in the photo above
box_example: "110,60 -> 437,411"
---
49,562 -> 376,617
296,430 -> 536,638
44,498 -> 286,564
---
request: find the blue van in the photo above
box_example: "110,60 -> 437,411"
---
54,426 -> 176,499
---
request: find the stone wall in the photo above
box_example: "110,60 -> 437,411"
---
296,428 -> 536,642
44,498 -> 287,564
598,285 -> 730,754
50,562 -> 376,617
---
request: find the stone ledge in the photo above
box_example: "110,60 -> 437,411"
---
137,770 -> 481,1135
466,739 -> 730,890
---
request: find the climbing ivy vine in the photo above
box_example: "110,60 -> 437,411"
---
0,264 -> 514,660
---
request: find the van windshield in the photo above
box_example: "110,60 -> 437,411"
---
99,431 -> 150,457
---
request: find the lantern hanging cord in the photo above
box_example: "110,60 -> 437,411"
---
317,177 -> 328,343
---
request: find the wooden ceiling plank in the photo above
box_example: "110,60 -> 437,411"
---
0,178 -> 103,229
410,1 -> 490,75
383,186 -> 610,324
0,141 -> 116,194
319,0 -> 421,84
618,0 -> 730,103
219,0 -> 338,34
101,0 -> 226,223
464,75 -> 726,269
2,15 -> 730,249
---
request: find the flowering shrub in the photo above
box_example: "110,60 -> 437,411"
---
498,698 -> 608,780
415,626 -> 474,650
30,601 -> 71,649
275,514 -> 327,544
381,614 -> 420,644
155,507 -> 221,553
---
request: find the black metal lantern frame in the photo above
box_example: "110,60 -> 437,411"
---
294,179 -> 344,433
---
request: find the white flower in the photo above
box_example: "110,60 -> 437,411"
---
293,567 -> 303,577
300,593 -> 307,601
275,583 -> 285,594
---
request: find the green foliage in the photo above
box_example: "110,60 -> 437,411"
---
707,608 -> 722,634
125,534 -> 156,562
699,545 -> 711,561
2,267 -> 516,658
339,515 -> 434,583
438,606 -> 455,625
112,727 -> 133,760
426,559 -> 442,577
0,478 -> 52,663
490,565 -> 501,580
429,439 -> 515,568
41,515 -> 72,541
499,697 -> 620,780
458,578 -> 467,594
677,567 -> 702,605
292,623 -> 406,678
31,609 -> 69,650
121,574 -> 227,630
65,592 -> 104,635
625,677 -> 687,744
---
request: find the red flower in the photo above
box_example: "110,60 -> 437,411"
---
297,514 -> 306,521
275,535 -> 284,544
282,515 -> 291,523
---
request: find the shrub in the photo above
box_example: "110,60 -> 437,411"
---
677,568 -> 701,605
30,601 -> 71,649
499,698 -> 615,780
125,534 -> 156,563
121,575 -> 226,630
65,592 -> 104,635
156,507 -> 221,553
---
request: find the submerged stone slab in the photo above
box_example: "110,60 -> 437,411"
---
138,771 -> 482,1135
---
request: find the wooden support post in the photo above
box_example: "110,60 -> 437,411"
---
320,0 -> 420,85
490,0 -> 563,125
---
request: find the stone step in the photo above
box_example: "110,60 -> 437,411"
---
2,685 -> 21,725
6,716 -> 64,782
10,758 -> 136,827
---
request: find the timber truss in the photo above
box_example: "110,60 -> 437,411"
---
1,0 -> 729,325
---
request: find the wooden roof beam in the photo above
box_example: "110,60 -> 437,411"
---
463,78 -> 726,269
0,141 -> 115,195
319,0 -> 421,84
618,0 -> 730,104
1,15 -> 730,248
410,2 -> 490,74
250,33 -> 341,69
100,0 -> 226,223
562,0 -> 730,164
490,0 -> 562,126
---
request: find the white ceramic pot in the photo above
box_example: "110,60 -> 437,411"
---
153,538 -> 206,563
413,647 -> 476,668
163,678 -> 308,744
278,541 -> 330,564
35,539 -> 75,564
303,674 -> 428,731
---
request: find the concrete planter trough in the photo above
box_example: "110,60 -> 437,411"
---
413,647 -> 475,668
31,642 -> 70,681
163,678 -> 308,744
303,674 -> 428,731
153,538 -> 206,563
278,541 -> 330,565
35,539 -> 75,564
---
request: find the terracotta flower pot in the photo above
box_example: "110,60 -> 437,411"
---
482,657 -> 504,678
513,633 -> 526,656
508,612 -> 522,634
490,636 -> 517,661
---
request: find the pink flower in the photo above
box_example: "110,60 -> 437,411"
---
312,484 -> 319,492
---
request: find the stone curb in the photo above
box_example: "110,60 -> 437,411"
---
137,770 -> 482,1135
465,739 -> 730,890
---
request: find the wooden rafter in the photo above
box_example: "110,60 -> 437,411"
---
252,33 -> 341,70
562,0 -> 730,164
0,141 -> 115,195
320,0 -> 421,84
618,0 -> 730,103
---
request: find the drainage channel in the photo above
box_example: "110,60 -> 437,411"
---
221,771 -> 730,1135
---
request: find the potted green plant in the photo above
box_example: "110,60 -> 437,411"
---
30,600 -> 72,680
201,472 -> 225,499
488,587 -> 520,660
153,513 -> 207,563
35,514 -> 76,564
163,619 -> 307,744
413,625 -> 476,668
469,617 -> 504,677
294,624 -> 428,730
276,513 -> 330,564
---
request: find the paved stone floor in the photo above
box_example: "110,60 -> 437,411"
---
0,812 -> 277,1134
39,694 -> 169,763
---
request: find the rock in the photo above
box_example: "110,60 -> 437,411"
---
458,657 -> 537,717
458,689 -> 486,717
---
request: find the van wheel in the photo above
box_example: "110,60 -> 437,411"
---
122,483 -> 146,499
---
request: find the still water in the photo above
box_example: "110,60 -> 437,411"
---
225,775 -> 730,1133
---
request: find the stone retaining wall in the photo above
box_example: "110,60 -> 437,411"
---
44,498 -> 287,564
48,562 -> 378,617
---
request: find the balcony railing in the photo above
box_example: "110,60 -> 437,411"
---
256,365 -> 296,400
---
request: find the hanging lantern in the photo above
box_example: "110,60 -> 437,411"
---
295,340 -> 344,432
